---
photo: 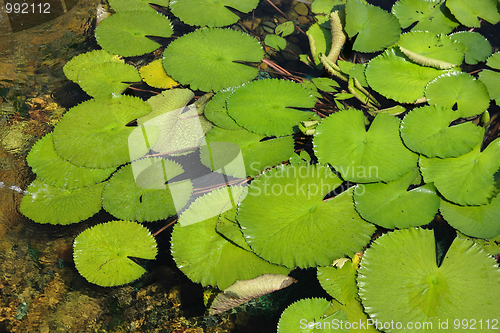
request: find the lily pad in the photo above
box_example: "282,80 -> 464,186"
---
226,79 -> 318,136
486,51 -> 500,69
317,260 -> 358,305
109,0 -> 170,12
102,158 -> 193,222
354,168 -> 440,229
397,31 -> 464,69
204,87 -> 242,130
169,0 -> 259,27
419,139 -> 500,206
237,163 -> 376,268
63,50 -> 123,83
73,220 -> 157,287
479,70 -> 500,105
400,105 -> 484,158
345,0 -> 401,53
450,31 -> 492,65
425,72 -> 490,118
171,186 -> 290,290
95,10 -> 173,57
139,59 -> 179,89
358,228 -> 500,330
52,96 -> 152,169
306,22 -> 332,66
365,48 -> 446,103
440,194 -> 500,239
264,34 -> 287,51
26,133 -> 116,189
446,0 -> 500,27
163,28 -> 264,92
20,179 -> 104,225
391,0 -> 459,34
139,88 -> 194,124
314,110 -> 418,183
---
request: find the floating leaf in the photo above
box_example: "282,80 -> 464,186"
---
311,0 -> 346,17
52,96 -> 152,169
73,221 -> 157,287
209,274 -> 296,315
139,88 -> 194,124
203,88 -> 242,130
63,50 -> 123,83
163,28 -> 264,92
486,51 -> 500,69
264,34 -> 287,50
365,48 -> 446,103
446,0 -> 500,27
169,0 -> 259,27
171,186 -> 290,289
457,232 -> 500,256
275,21 -> 295,37
419,140 -> 500,205
354,168 -> 440,229
317,261 -> 358,305
400,105 -> 484,158
102,158 -> 193,222
314,110 -> 418,183
345,0 -> 401,53
397,31 -> 464,69
139,59 -> 179,89
237,164 -> 376,268
20,179 -> 104,225
26,133 -> 116,189
440,194 -> 500,239
95,11 -> 173,57
450,31 -> 492,65
358,228 -> 500,329
201,127 -> 294,178
109,0 -> 170,12
306,22 -> 332,65
226,79 -> 318,136
391,0 -> 459,34
425,72 -> 490,118
479,70 -> 500,105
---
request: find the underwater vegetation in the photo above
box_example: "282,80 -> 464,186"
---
18,0 -> 500,331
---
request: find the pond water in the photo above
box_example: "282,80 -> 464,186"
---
1,0 -> 499,332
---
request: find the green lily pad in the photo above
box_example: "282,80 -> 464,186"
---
169,0 -> 259,27
317,260 -> 358,305
358,228 -> 500,329
102,158 -> 193,222
354,168 -> 440,229
77,62 -> 141,98
457,232 -> 500,256
479,70 -> 500,106
275,21 -> 295,37
20,179 -> 104,225
63,50 -> 123,83
109,0 -> 170,12
138,89 -> 194,125
264,34 -> 287,50
237,163 -> 376,269
419,139 -> 500,206
171,186 -> 290,290
201,127 -> 294,178
446,0 -> 500,27
400,105 -> 484,158
306,22 -> 332,66
204,88 -> 242,130
26,133 -> 116,189
277,298 -> 348,333
311,0 -> 346,17
314,110 -> 418,183
365,48 -> 446,103
440,194 -> 500,239
345,0 -> 401,53
163,28 -> 264,92
486,51 -> 500,69
425,72 -> 490,118
450,31 -> 492,65
52,96 -> 152,169
226,79 -> 318,136
397,31 -> 464,69
95,10 -> 173,57
73,221 -> 157,287
391,0 -> 459,34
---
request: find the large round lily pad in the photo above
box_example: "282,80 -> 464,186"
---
237,164 -> 376,268
358,228 -> 500,331
163,28 -> 264,92
226,79 -> 318,136
450,31 -> 492,65
73,220 -> 157,287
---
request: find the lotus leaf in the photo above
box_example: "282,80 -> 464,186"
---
226,79 -> 317,136
139,59 -> 179,89
358,228 -> 500,331
63,49 -> 123,83
109,0 -> 170,12
203,87 -> 242,130
95,10 -> 173,57
169,0 -> 259,27
163,28 -> 264,92
237,163 -> 376,269
314,110 -> 418,183
425,72 -> 490,118
419,139 -> 500,206
400,105 -> 484,158
450,31 -> 492,65
73,220 -> 157,287
446,0 -> 500,27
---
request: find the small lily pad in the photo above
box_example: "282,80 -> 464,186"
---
63,50 -> 123,83
425,72 -> 490,118
264,34 -> 287,50
204,88 -> 242,130
446,0 -> 500,27
392,0 -> 459,34
317,260 -> 358,305
73,220 -> 157,287
450,31 -> 492,65
139,59 -> 179,89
